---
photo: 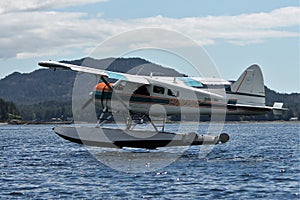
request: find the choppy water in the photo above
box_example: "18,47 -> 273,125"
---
0,122 -> 299,199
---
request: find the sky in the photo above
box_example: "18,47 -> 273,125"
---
0,0 -> 299,93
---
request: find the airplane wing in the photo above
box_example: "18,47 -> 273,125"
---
38,60 -> 149,85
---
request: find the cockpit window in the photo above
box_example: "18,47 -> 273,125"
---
225,84 -> 231,92
167,89 -> 179,97
114,81 -> 126,91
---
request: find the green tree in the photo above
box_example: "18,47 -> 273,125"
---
0,98 -> 20,122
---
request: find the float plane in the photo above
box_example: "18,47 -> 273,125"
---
39,60 -> 285,149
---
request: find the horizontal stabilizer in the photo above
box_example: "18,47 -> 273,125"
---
272,102 -> 287,115
273,102 -> 283,109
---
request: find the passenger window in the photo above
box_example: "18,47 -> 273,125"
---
167,89 -> 179,97
133,85 -> 150,96
153,86 -> 165,94
115,81 -> 126,91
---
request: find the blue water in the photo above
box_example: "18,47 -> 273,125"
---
0,122 -> 299,199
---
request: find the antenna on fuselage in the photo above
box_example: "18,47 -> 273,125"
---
173,77 -> 177,83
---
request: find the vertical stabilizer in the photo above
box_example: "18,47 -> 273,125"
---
231,64 -> 265,105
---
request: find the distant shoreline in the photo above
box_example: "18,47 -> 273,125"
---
2,120 -> 298,125
6,120 -> 73,125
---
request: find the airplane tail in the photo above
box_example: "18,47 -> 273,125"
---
230,64 -> 265,105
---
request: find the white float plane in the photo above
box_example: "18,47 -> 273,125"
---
39,60 -> 285,149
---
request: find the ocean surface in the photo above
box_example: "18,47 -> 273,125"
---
0,122 -> 299,199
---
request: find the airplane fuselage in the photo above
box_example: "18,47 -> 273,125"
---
93,77 -> 270,116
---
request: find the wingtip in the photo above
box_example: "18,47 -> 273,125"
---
38,61 -> 48,67
38,60 -> 68,69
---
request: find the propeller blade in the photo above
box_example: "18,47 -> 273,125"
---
100,75 -> 130,112
81,97 -> 93,110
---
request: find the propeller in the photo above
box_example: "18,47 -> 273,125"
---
80,76 -> 102,110
99,75 -> 130,111
81,92 -> 94,110
80,75 -> 130,112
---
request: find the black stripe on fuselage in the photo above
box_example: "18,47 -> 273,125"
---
226,91 -> 265,98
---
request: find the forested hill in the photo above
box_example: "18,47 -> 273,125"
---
0,57 -> 299,121
0,69 -> 76,105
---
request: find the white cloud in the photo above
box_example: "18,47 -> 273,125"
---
0,5 -> 299,60
0,0 -> 108,14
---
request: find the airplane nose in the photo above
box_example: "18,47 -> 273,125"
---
94,82 -> 112,91
93,82 -> 113,109
94,82 -> 113,99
